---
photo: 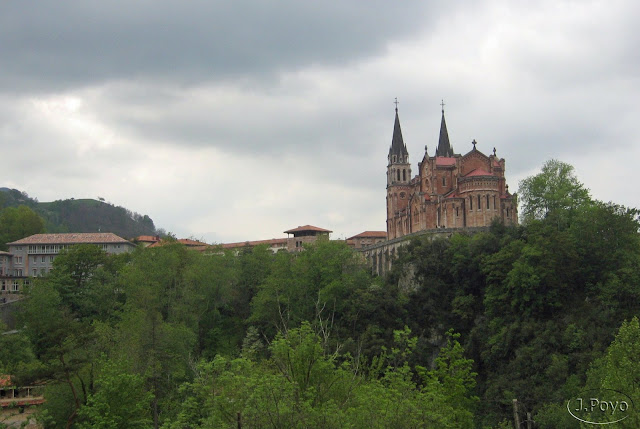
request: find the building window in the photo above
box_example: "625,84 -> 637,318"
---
15,269 -> 22,276
402,169 -> 406,181
50,256 -> 55,262
397,170 -> 400,181
493,195 -> 497,210
1,280 -> 5,291
12,281 -> 19,292
42,256 -> 46,263
477,195 -> 481,210
393,155 -> 397,162
487,195 -> 490,209
15,256 -> 22,265
442,177 -> 446,186
456,207 -> 459,217
469,196 -> 473,210
33,269 -> 37,277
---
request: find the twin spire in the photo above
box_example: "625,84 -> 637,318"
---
435,104 -> 454,157
389,99 -> 454,160
389,104 -> 409,159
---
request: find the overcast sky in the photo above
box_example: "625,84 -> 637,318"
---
1,1 -> 638,243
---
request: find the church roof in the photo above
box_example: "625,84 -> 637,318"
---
464,168 -> 494,177
435,110 -> 454,157
389,108 -> 409,159
435,157 -> 456,166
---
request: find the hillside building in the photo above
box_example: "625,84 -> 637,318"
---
5,233 -> 135,278
386,105 -> 517,239
284,225 -> 332,252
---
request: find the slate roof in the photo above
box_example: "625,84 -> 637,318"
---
435,110 -> 455,157
8,233 -> 132,245
388,108 -> 409,159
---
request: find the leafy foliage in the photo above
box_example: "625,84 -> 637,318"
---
6,161 -> 640,429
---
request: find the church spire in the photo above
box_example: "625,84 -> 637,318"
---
389,101 -> 408,160
435,101 -> 454,157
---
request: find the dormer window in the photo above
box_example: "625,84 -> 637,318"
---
442,177 -> 446,186
393,155 -> 397,162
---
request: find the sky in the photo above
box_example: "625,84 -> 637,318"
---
1,0 -> 638,243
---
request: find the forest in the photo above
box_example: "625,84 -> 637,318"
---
0,189 -> 157,245
1,160 -> 639,428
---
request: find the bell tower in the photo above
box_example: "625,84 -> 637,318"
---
386,102 -> 412,239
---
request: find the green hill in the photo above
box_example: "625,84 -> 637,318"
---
0,188 -> 158,240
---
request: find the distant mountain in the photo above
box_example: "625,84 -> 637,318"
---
0,188 -> 159,240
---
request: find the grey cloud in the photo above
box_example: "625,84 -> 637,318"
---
0,1 -> 441,93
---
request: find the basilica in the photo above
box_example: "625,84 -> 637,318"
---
386,105 -> 518,240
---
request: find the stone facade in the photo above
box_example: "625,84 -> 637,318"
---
6,233 -> 135,278
386,107 -> 517,240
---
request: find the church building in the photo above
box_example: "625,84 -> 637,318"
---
386,104 -> 517,240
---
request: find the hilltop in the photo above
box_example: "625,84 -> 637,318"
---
0,188 -> 158,239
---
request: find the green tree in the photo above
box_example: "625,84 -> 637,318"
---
518,159 -> 591,225
77,359 -> 152,429
581,317 -> 640,428
0,205 -> 45,249
20,281 -> 94,428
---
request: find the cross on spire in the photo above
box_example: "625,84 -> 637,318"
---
440,99 -> 445,113
394,97 -> 399,112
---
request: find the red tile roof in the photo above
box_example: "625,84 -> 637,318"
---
177,238 -> 208,247
347,231 -> 387,240
8,233 -> 132,245
135,235 -> 160,243
221,238 -> 288,249
283,225 -> 332,234
435,157 -> 457,166
147,238 -> 208,248
464,168 -> 494,177
0,375 -> 12,388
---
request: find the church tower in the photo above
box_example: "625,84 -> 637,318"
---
386,105 -> 412,239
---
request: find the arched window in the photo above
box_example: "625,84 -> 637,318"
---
493,195 -> 496,210
403,169 -> 406,181
397,170 -> 400,181
486,194 -> 490,209
456,207 -> 459,217
477,195 -> 481,210
470,196 -> 473,210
